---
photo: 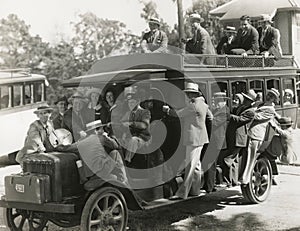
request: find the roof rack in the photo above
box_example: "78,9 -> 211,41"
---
0,68 -> 31,78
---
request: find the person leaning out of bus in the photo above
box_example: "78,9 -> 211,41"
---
51,96 -> 68,129
230,15 -> 259,57
266,117 -> 297,185
240,88 -> 280,184
257,14 -> 282,59
140,17 -> 168,53
283,89 -> 294,105
16,105 -> 55,166
216,26 -> 237,55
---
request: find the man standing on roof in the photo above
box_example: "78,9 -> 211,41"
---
140,17 -> 168,53
258,14 -> 282,59
230,15 -> 259,57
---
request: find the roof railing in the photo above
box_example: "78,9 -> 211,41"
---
0,68 -> 31,78
183,54 -> 296,69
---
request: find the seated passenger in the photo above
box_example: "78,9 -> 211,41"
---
217,26 -> 237,54
230,15 -> 259,57
16,105 -> 55,166
121,87 -> 151,164
86,88 -> 109,123
141,17 -> 168,53
57,120 -> 128,185
257,14 -> 282,59
283,89 -> 294,105
51,96 -> 68,129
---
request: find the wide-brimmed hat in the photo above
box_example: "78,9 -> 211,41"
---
86,88 -> 101,98
214,92 -> 228,99
34,105 -> 53,114
284,89 -> 294,97
189,13 -> 204,23
242,89 -> 257,102
259,14 -> 273,23
224,26 -> 237,33
184,82 -> 200,93
278,117 -> 293,126
54,96 -> 68,105
235,93 -> 244,103
267,88 -> 280,99
85,120 -> 104,132
148,17 -> 160,26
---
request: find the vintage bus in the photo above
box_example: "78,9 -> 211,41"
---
0,54 -> 298,231
0,69 -> 47,163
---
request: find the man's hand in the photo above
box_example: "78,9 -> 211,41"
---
242,52 -> 248,58
263,51 -> 270,58
79,131 -> 87,138
162,105 -> 170,113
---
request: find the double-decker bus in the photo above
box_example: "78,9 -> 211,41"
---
0,69 -> 48,164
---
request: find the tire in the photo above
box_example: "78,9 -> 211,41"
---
241,157 -> 272,204
6,208 -> 48,231
80,187 -> 128,231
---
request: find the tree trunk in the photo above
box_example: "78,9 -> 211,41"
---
176,0 -> 185,51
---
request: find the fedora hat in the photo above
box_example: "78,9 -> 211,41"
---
85,120 -> 104,132
189,13 -> 204,23
259,14 -> 273,23
278,117 -> 293,126
267,88 -> 280,99
214,92 -> 228,99
242,89 -> 257,102
184,82 -> 200,93
224,26 -> 237,33
34,105 -> 53,114
148,17 -> 160,26
86,88 -> 101,98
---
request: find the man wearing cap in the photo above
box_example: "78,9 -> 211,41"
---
241,88 -> 280,184
120,86 -> 152,164
230,15 -> 259,57
185,13 -> 216,61
16,105 -> 55,166
257,14 -> 282,59
52,96 -> 68,129
221,90 -> 256,186
163,82 -> 211,199
63,92 -> 93,142
141,17 -> 168,53
217,26 -> 237,54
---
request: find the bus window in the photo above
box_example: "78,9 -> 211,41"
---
282,78 -> 295,105
266,79 -> 280,105
210,81 -> 229,108
24,84 -> 32,104
34,83 -> 43,102
13,85 -> 22,107
196,82 -> 208,101
0,86 -> 10,109
249,80 -> 264,101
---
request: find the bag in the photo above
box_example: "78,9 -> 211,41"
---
5,173 -> 51,204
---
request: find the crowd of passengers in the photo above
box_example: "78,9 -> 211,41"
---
141,13 -> 282,60
16,80 -> 297,199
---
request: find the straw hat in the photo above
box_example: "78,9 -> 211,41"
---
278,117 -> 293,126
34,105 -> 53,114
259,14 -> 273,23
183,82 -> 200,93
224,26 -> 237,33
86,88 -> 101,99
214,92 -> 228,99
148,17 -> 160,26
85,120 -> 104,132
189,13 -> 204,23
267,88 -> 280,99
242,89 -> 257,102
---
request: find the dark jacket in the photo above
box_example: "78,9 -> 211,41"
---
232,25 -> 259,54
258,26 -> 282,58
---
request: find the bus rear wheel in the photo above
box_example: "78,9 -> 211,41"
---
5,208 -> 48,231
241,157 -> 272,204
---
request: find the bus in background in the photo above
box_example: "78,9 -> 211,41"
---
0,69 -> 48,164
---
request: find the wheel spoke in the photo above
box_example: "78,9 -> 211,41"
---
94,204 -> 103,215
103,196 -> 110,210
18,216 -> 26,229
90,219 -> 102,227
109,200 -> 120,213
113,214 -> 123,221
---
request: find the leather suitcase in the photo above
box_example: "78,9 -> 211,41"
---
23,152 -> 82,202
5,173 -> 51,204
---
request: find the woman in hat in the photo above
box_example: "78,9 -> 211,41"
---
283,89 -> 294,105
16,105 -> 55,166
140,17 -> 168,53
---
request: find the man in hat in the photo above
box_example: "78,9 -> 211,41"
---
240,88 -> 280,184
57,120 -> 128,186
141,17 -> 168,53
258,14 -> 282,59
63,92 -> 93,142
230,15 -> 259,57
185,13 -> 216,62
220,89 -> 256,186
120,86 -> 152,164
217,26 -> 237,54
163,82 -> 211,199
16,105 -> 55,166
283,89 -> 294,105
52,96 -> 68,129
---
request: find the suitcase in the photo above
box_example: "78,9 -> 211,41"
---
23,152 -> 82,202
5,173 -> 51,204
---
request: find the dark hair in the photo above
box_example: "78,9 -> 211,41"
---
240,15 -> 250,21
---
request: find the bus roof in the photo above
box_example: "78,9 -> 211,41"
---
62,53 -> 298,87
0,69 -> 46,85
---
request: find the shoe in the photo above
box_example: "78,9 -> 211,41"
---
169,195 -> 184,200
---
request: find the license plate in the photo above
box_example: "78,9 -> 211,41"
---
15,184 -> 25,193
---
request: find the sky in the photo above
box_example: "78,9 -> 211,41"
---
0,0 -> 194,44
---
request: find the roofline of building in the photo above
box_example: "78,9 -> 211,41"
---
277,6 -> 300,12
